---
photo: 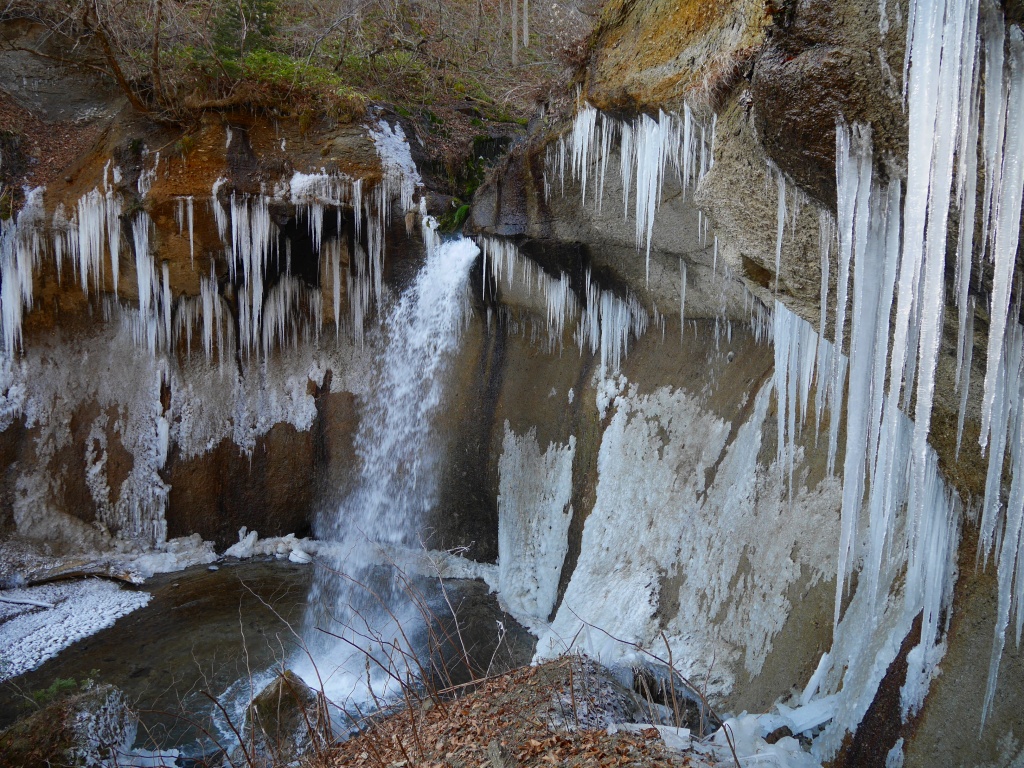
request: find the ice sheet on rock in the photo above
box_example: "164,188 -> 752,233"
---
536,378 -> 841,701
0,312 -> 362,547
712,714 -> 823,768
885,739 -> 905,768
0,580 -> 150,681
497,422 -> 575,625
368,118 -> 422,216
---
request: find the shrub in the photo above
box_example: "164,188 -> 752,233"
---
212,0 -> 278,60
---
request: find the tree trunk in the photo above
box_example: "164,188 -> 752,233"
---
86,1 -> 151,114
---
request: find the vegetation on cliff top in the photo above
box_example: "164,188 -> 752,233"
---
0,0 -> 600,125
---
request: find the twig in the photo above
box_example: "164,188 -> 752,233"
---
660,631 -> 681,728
0,596 -> 55,608
564,605 -> 724,731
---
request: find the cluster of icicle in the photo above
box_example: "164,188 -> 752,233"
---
478,236 -> 648,375
0,160 -> 183,358
544,102 -> 716,280
772,118 -> 963,750
0,121 -> 423,364
891,0 -> 1024,727
769,0 -> 1024,747
772,297 -> 960,758
967,5 -> 1024,726
767,159 -> 810,293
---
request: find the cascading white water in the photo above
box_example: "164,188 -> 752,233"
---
295,219 -> 479,705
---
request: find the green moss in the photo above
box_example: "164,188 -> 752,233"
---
31,678 -> 80,708
26,671 -> 100,710
438,202 -> 472,232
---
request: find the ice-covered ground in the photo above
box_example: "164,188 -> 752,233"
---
0,579 -> 150,681
0,526 -> 323,683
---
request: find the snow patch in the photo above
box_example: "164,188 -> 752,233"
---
0,580 -> 150,681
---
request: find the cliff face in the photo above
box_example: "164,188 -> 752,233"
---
0,21 -> 392,553
4,1 -> 1024,765
466,0 -> 1024,765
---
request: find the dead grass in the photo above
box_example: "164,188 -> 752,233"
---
324,657 -> 699,768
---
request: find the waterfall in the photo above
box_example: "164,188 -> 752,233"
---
294,218 -> 479,705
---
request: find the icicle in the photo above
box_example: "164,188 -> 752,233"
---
76,189 -> 107,295
620,122 -> 634,218
980,5 -> 1007,269
106,190 -> 121,293
679,259 -> 687,343
828,125 -> 857,477
955,39 -> 982,399
186,196 -> 194,267
161,261 -> 172,344
956,296 -> 975,457
329,238 -> 342,336
981,27 -> 1024,451
353,178 -> 363,244
200,263 -> 218,362
597,114 -> 612,213
570,105 -> 597,207
774,168 -> 786,292
133,213 -> 154,319
546,104 -> 714,281
815,210 -> 835,433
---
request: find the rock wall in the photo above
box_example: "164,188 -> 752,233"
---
465,0 -> 1024,765
5,2 -> 1024,765
0,20 -> 405,554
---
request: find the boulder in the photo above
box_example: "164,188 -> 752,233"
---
0,683 -> 136,768
243,670 -> 329,765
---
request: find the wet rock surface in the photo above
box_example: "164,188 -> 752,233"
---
750,0 -> 908,208
165,424 -> 317,551
243,670 -> 330,766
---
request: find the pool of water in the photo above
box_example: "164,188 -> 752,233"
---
0,558 -> 534,757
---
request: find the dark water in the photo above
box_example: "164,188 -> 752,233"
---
0,559 -> 534,756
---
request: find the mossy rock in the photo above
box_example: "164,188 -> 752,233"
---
0,684 -> 136,767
